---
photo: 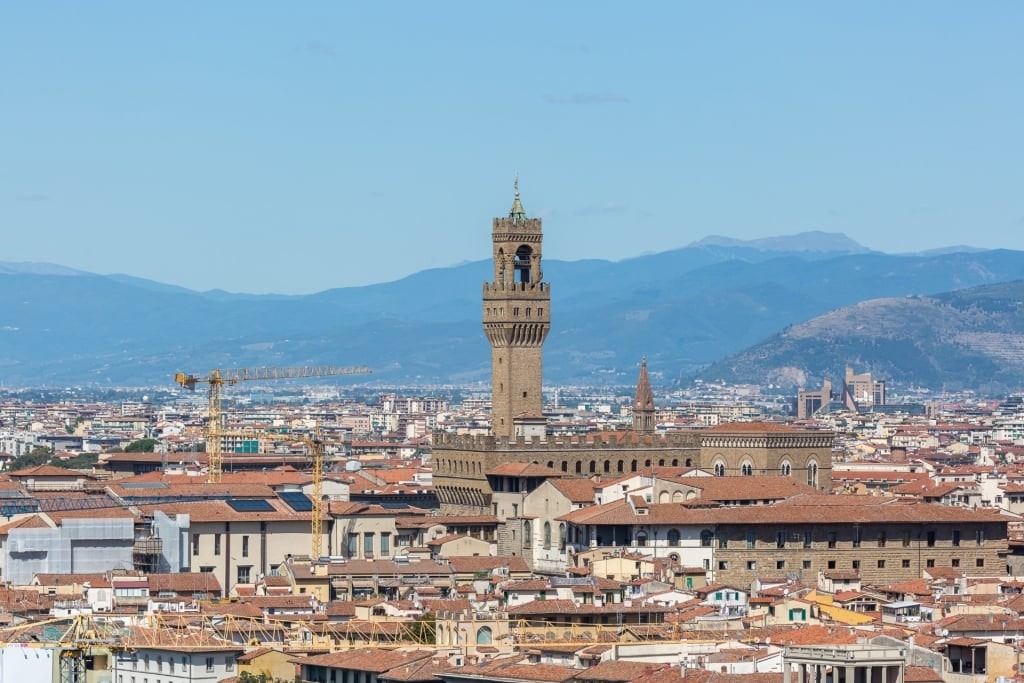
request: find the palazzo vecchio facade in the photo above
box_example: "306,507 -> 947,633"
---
433,182 -> 832,516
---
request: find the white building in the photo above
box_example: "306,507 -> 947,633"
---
113,644 -> 243,683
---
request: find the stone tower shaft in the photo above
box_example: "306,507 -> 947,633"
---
483,180 -> 550,438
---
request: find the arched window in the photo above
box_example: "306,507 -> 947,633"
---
617,460 -> 624,473
515,245 -> 533,283
671,459 -> 678,467
668,529 -> 681,547
524,521 -> 532,545
700,530 -> 713,547
741,462 -> 753,476
807,461 -> 819,488
477,625 -> 493,645
685,458 -> 692,467
631,460 -> 638,472
561,461 -> 568,472
603,460 -> 611,473
496,247 -> 507,282
575,461 -> 582,474
559,523 -> 566,551
714,462 -> 725,477
589,461 -> 596,474
658,459 -> 665,467
781,461 -> 792,476
636,530 -> 648,547
547,461 -> 554,469
543,522 -> 552,549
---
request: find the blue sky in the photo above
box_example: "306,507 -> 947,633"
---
2,2 -> 1022,294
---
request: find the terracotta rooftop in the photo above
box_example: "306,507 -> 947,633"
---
8,464 -> 93,478
559,492 -> 1006,527
488,462 -> 565,477
548,478 -> 597,503
903,666 -> 943,683
300,648 -> 434,673
447,556 -> 530,573
149,572 -> 222,594
685,476 -> 818,501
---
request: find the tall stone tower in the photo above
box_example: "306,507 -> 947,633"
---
633,358 -> 656,434
483,177 -> 550,438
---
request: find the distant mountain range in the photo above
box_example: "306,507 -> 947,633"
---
2,232 -> 1024,391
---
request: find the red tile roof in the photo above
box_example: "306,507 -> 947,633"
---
301,648 -> 433,673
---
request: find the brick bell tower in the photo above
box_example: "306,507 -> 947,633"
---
483,176 -> 550,438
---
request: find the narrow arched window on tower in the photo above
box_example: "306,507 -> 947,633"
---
515,245 -> 532,283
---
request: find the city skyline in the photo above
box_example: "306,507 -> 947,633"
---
2,2 -> 1023,294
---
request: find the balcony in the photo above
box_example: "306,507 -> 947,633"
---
114,595 -> 150,607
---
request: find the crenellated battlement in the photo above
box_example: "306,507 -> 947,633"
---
482,281 -> 550,296
701,433 -> 834,450
433,429 -> 702,452
492,216 -> 542,236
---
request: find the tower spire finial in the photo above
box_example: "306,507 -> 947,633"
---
509,172 -> 526,221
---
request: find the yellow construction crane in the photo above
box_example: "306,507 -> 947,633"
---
174,365 -> 370,484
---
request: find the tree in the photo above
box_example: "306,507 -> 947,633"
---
50,453 -> 100,470
6,447 -> 52,471
408,612 -> 436,644
237,673 -> 269,683
124,438 -> 160,453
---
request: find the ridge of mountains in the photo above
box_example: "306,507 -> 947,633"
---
3,231 -> 1024,391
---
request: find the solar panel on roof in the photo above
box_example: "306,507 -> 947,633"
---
226,499 -> 275,512
279,491 -> 313,512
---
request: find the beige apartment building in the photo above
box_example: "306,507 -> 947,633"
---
146,500 -> 323,597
